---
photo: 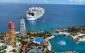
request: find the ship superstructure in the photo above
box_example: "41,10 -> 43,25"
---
26,7 -> 45,20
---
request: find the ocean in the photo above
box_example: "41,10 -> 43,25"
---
0,3 -> 85,53
0,4 -> 85,32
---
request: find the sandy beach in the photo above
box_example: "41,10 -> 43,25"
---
45,35 -> 55,51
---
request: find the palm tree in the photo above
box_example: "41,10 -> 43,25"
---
68,26 -> 80,33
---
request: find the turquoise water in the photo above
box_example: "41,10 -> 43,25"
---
0,4 -> 85,53
50,35 -> 85,53
0,4 -> 85,32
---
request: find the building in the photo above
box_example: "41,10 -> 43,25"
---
20,19 -> 27,37
9,21 -> 16,47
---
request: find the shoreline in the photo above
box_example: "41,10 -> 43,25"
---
45,35 -> 55,51
52,31 -> 85,44
70,33 -> 85,44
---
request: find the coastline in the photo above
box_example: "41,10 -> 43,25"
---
69,33 -> 85,44
45,35 -> 55,51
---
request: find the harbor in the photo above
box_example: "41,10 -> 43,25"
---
0,16 -> 85,53
0,3 -> 85,53
0,18 -> 56,53
0,18 -> 82,53
0,19 -> 85,53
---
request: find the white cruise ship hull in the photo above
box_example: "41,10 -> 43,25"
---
26,14 -> 40,20
26,7 -> 44,20
26,17 -> 39,20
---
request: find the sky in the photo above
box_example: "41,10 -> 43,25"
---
0,0 -> 85,4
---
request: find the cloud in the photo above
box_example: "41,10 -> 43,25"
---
0,0 -> 21,3
0,0 -> 85,4
69,0 -> 83,2
0,0 -> 48,4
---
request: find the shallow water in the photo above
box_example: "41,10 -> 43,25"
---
0,4 -> 85,53
50,35 -> 85,53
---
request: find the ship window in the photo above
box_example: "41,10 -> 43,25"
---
28,13 -> 34,16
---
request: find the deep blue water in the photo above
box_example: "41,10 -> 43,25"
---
0,4 -> 85,53
0,4 -> 85,32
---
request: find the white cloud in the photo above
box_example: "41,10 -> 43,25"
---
0,0 -> 85,4
0,0 -> 21,3
0,0 -> 48,3
69,0 -> 84,2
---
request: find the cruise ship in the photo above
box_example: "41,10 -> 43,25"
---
26,7 -> 45,20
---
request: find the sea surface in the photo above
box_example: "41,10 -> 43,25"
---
0,4 -> 85,32
0,3 -> 85,53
